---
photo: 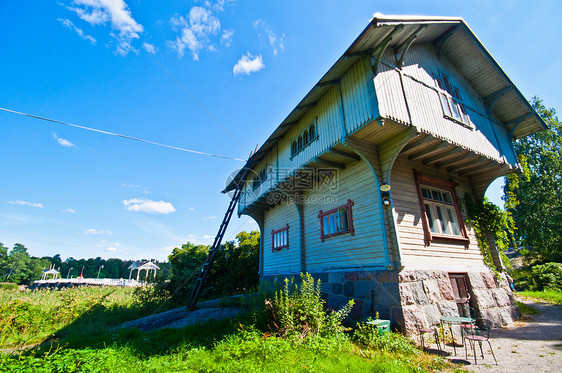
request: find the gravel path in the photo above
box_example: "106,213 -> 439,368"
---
448,296 -> 562,372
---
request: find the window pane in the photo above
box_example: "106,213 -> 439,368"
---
450,100 -> 461,120
304,130 -> 309,144
442,191 -> 453,204
435,205 -> 449,234
440,94 -> 452,116
448,208 -> 461,235
329,214 -> 336,235
436,77 -> 445,90
432,190 -> 443,202
339,208 -> 349,231
421,188 -> 430,199
323,216 -> 330,236
309,124 -> 315,139
442,74 -> 453,95
438,205 -> 451,234
453,87 -> 461,100
335,211 -> 340,232
425,204 -> 438,233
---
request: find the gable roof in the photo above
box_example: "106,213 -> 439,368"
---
225,14 -> 547,192
128,260 -> 159,270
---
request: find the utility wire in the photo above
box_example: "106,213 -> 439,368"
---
0,107 -> 245,162
149,55 -> 249,155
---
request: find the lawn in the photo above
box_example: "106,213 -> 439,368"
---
0,286 -> 455,372
518,289 -> 562,304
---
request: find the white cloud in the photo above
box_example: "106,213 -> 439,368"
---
84,228 -> 112,234
142,42 -> 155,54
202,215 -> 217,220
58,18 -> 97,44
105,243 -> 122,252
189,207 -> 196,212
254,19 -> 284,55
8,200 -> 44,208
66,0 -> 143,56
62,208 -> 76,213
52,132 -> 76,148
233,53 -> 264,76
123,198 -> 176,214
169,6 -> 221,60
205,0 -> 236,12
221,29 -> 233,46
203,234 -> 212,239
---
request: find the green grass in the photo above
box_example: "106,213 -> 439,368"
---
0,287 -> 455,372
519,289 -> 562,304
515,301 -> 539,318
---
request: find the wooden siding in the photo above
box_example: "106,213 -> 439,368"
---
375,43 -> 516,166
390,156 -> 485,269
239,60 -> 376,213
302,160 -> 387,272
263,201 -> 301,275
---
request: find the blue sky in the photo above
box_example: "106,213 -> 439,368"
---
1,1 -> 560,261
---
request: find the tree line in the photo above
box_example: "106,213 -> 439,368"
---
0,242 -> 171,285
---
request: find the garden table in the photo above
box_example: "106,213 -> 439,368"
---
440,316 -> 475,355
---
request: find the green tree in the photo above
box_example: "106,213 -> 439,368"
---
504,97 -> 562,262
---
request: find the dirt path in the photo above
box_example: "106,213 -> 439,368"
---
451,296 -> 562,372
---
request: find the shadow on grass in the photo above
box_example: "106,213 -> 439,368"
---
23,292 -> 253,360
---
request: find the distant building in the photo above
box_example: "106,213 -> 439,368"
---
128,260 -> 159,280
225,15 -> 545,333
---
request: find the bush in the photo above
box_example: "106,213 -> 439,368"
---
353,320 -> 419,355
528,262 -> 562,291
264,273 -> 353,338
0,282 -> 18,291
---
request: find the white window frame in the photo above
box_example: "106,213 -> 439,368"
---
435,72 -> 472,129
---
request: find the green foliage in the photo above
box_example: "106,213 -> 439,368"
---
504,97 -> 562,263
463,195 -> 514,272
0,282 -> 18,290
527,262 -> 562,291
265,273 -> 353,338
165,231 -> 260,304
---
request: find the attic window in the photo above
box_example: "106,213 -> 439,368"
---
291,118 -> 318,158
435,72 -> 471,128
252,166 -> 268,190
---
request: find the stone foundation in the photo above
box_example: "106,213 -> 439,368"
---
262,269 -> 519,335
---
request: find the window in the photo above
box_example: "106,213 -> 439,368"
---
272,224 -> 289,251
291,118 -> 318,157
414,172 -> 468,242
434,72 -> 471,127
252,166 -> 268,190
318,199 -> 355,241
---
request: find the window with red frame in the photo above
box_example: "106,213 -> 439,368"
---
272,224 -> 289,251
318,199 -> 355,242
414,172 -> 468,243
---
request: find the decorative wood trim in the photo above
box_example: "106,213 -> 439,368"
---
318,199 -> 355,242
271,224 -> 290,252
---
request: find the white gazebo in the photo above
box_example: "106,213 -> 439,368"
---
128,260 -> 159,281
41,265 -> 60,280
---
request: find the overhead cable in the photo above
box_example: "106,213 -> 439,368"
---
0,107 -> 245,162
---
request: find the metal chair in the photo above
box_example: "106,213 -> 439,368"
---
416,321 -> 441,352
459,306 -> 477,346
464,318 -> 497,365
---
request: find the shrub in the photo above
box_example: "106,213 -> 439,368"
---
528,262 -> 562,291
353,320 -> 419,355
264,273 -> 353,338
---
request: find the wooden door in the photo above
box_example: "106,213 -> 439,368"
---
449,273 -> 471,317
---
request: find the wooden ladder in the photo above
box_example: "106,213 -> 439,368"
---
187,166 -> 251,311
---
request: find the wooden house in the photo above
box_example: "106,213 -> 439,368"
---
224,15 -> 546,332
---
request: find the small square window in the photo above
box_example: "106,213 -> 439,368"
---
318,199 -> 355,241
272,224 -> 289,251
